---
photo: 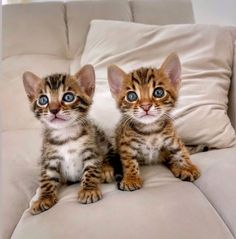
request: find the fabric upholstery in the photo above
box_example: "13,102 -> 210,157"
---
66,0 -> 132,58
1,130 -> 40,239
192,147 -> 236,238
81,20 -> 236,148
2,2 -> 67,58
130,0 -> 194,25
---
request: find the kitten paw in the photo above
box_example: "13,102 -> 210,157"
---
30,194 -> 57,215
78,188 -> 102,204
118,176 -> 143,191
170,164 -> 201,182
101,164 -> 114,183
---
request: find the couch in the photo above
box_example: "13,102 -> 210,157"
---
1,1 -> 236,238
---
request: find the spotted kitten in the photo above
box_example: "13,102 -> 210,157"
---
107,53 -> 201,191
23,65 -> 114,215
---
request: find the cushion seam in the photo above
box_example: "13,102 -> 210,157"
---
193,182 -> 235,238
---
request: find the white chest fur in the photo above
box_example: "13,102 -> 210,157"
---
140,135 -> 162,164
58,141 -> 83,182
51,125 -> 88,182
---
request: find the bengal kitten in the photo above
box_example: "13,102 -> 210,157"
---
107,53 -> 201,191
23,65 -> 115,215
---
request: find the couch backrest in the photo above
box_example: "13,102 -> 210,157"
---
2,0 -> 195,59
65,0 -> 195,58
66,0 -> 132,58
2,2 -> 67,58
130,0 -> 194,25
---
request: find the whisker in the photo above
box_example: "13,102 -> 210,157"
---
122,115 -> 134,129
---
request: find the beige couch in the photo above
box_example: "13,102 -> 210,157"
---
1,1 -> 236,239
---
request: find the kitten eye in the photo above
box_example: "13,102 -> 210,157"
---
38,95 -> 49,106
62,92 -> 75,103
127,91 -> 138,102
153,87 -> 165,98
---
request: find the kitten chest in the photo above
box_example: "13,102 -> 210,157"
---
139,135 -> 162,165
58,140 -> 84,182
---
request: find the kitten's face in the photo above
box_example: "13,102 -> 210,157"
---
118,68 -> 178,124
23,65 -> 95,129
108,53 -> 181,125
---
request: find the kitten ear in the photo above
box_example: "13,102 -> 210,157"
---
75,64 -> 95,97
23,71 -> 42,101
160,53 -> 181,87
107,65 -> 126,99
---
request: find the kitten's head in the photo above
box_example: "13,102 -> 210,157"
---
108,53 -> 181,124
23,65 -> 95,129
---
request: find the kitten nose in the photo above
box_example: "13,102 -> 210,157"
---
50,108 -> 60,115
140,104 -> 152,112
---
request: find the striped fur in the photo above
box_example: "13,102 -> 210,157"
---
108,53 -> 201,191
23,65 -> 115,214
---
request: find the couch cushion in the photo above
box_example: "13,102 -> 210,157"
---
66,0 -> 132,58
10,162 -> 233,239
192,147 -> 236,238
130,0 -> 194,25
81,20 -> 236,148
2,2 -> 67,58
1,130 -> 40,239
0,55 -> 71,131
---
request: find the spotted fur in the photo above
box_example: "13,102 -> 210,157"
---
108,53 -> 201,191
23,65 -> 115,214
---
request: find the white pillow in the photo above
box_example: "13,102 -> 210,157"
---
81,20 -> 236,148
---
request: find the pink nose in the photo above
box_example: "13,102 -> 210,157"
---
140,104 -> 152,112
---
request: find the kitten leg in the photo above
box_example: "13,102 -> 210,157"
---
30,160 -> 61,215
100,147 -> 116,183
163,133 -> 200,182
118,157 -> 142,191
117,142 -> 142,191
94,127 -> 115,183
101,162 -> 115,183
78,159 -> 102,204
100,148 -> 123,183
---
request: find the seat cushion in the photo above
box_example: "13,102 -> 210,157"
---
11,162 -> 233,239
1,130 -> 41,239
192,147 -> 236,237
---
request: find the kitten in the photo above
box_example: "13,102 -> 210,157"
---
23,65 -> 114,215
107,53 -> 201,191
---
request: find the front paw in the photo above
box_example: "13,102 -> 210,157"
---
170,164 -> 201,182
118,176 -> 143,191
30,194 -> 57,215
101,164 -> 114,183
78,188 -> 102,204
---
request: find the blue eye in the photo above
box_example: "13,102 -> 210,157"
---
153,87 -> 164,98
127,91 -> 138,102
63,92 -> 75,103
38,95 -> 49,106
